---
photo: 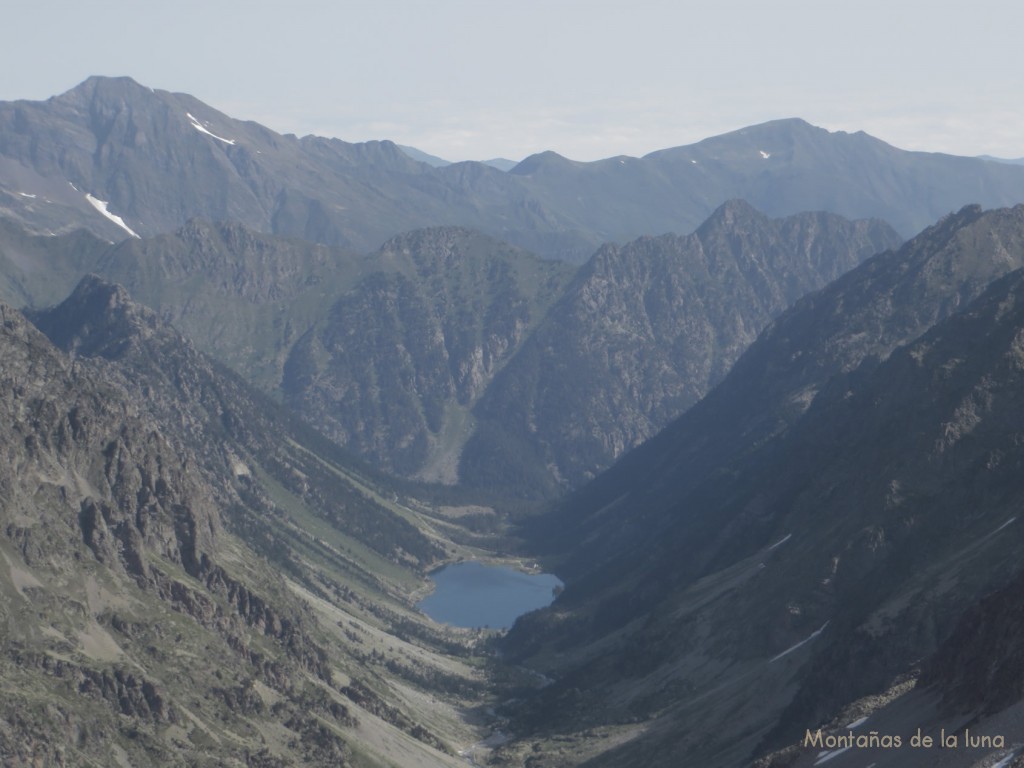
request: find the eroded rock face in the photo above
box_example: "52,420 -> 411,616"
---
0,301 -> 352,765
4,279 -> 465,767
0,200 -> 898,495
0,302 -> 219,579
921,568 -> 1024,716
31,273 -> 445,567
499,206 -> 1024,767
464,202 -> 901,491
281,226 -> 572,478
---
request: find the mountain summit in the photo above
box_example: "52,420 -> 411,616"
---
4,77 -> 1024,259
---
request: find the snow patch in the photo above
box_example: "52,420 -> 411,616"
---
992,751 -> 1020,768
992,517 -> 1017,536
85,194 -> 140,239
813,745 -> 851,765
768,533 -> 792,551
18,192 -> 37,199
690,159 -> 698,164
760,150 -> 771,159
68,182 -> 78,191
770,621 -> 829,663
186,112 -> 236,145
844,716 -> 868,729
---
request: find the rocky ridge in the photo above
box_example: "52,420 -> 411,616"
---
495,206 -> 1024,767
464,200 -> 900,489
0,284 -> 498,767
5,77 -> 1024,261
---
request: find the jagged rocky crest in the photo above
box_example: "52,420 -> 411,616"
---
495,205 -> 1024,767
0,285 -> 472,767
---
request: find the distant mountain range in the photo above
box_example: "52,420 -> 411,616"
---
4,76 -> 1024,262
7,74 -> 1024,768
979,154 -> 1024,165
396,144 -> 518,171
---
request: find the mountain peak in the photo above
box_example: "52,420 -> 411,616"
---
54,75 -> 157,106
29,274 -> 160,357
699,198 -> 769,230
509,150 -> 578,175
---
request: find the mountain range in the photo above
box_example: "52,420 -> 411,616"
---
1,274 -> 517,767
499,205 -> 1024,766
0,188 -> 900,494
5,76 -> 1024,262
5,74 -> 1024,768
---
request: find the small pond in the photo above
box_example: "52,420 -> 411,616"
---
417,561 -> 563,629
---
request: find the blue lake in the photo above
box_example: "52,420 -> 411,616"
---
417,561 -> 563,629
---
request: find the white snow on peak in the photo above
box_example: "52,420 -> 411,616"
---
770,621 -> 829,663
85,194 -> 140,239
186,112 -> 236,145
768,533 -> 792,551
759,150 -> 771,159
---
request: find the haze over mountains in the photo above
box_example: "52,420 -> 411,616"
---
5,76 -> 1024,261
4,74 -> 1024,768
0,172 -> 900,494
503,204 -> 1024,766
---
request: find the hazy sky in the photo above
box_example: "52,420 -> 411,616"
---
2,0 -> 1021,162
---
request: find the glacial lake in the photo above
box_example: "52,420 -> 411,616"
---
417,561 -> 563,629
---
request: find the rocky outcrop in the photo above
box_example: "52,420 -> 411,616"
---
465,201 -> 900,490
0,300 -> 351,765
502,206 -> 1024,767
10,651 -> 177,723
31,273 -> 445,566
282,226 -> 573,478
920,568 -> 1024,715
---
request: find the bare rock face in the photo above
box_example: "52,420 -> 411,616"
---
1,198 -> 896,494
0,302 -> 219,580
500,206 -> 1024,767
281,226 -> 573,478
463,201 -> 901,492
0,296 -> 440,768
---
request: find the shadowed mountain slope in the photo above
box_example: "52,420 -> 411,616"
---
279,226 -> 574,481
532,205 -> 1024,581
0,205 -> 895,496
463,201 -> 900,490
496,205 -> 1024,766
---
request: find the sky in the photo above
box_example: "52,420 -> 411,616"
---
1,0 -> 1021,163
